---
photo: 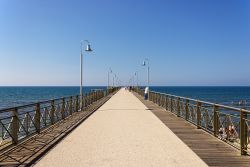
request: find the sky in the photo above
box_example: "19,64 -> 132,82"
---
0,0 -> 249,86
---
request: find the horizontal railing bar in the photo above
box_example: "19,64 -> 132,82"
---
150,90 -> 250,113
0,93 -> 90,113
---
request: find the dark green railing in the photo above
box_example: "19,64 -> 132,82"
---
0,87 -> 119,150
133,88 -> 250,155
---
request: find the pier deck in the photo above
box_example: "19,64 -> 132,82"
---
35,88 -> 207,167
1,88 -> 250,166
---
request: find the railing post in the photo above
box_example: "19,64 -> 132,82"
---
95,91 -> 97,102
11,108 -> 19,144
240,109 -> 248,155
84,95 -> 87,107
165,95 -> 168,110
89,93 -> 91,104
51,100 -> 55,124
157,94 -> 160,105
153,93 -> 156,103
76,95 -> 79,112
35,103 -> 41,133
92,92 -> 94,102
152,92 -> 154,102
86,94 -> 89,106
170,97 -> 173,112
197,101 -> 202,129
95,92 -> 97,101
161,95 -> 164,107
69,96 -> 73,115
81,95 -> 84,111
61,98 -> 65,119
185,99 -> 189,120
159,95 -> 162,106
213,105 -> 219,137
88,94 -> 90,106
159,94 -> 161,106
177,97 -> 180,117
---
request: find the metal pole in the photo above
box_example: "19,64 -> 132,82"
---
147,59 -> 150,99
108,70 -> 109,89
147,60 -> 149,88
80,42 -> 83,110
136,72 -> 138,87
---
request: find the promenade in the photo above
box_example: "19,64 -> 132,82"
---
35,88 -> 207,167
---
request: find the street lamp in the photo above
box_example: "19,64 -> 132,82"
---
114,74 -> 117,87
142,58 -> 150,98
108,68 -> 112,89
80,40 -> 93,110
135,71 -> 138,87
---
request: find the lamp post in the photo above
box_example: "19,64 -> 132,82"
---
114,74 -> 117,87
80,40 -> 93,110
142,58 -> 149,98
135,71 -> 138,87
108,68 -> 112,89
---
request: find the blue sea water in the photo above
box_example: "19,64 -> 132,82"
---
0,86 -> 249,110
0,86 -> 106,110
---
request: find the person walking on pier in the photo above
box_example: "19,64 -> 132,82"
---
144,86 -> 149,100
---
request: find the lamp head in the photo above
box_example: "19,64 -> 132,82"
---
85,44 -> 93,52
142,61 -> 146,66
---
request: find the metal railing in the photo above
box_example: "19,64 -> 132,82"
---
0,87 -> 119,150
134,88 -> 250,155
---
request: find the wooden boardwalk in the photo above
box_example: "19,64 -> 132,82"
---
133,92 -> 250,167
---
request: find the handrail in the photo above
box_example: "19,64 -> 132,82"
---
0,95 -> 78,113
133,87 -> 250,155
150,90 -> 250,113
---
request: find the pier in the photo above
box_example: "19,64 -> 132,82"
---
0,88 -> 250,166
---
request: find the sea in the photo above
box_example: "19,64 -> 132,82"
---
0,86 -> 249,110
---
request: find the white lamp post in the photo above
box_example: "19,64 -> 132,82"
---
142,58 -> 150,99
108,68 -> 112,89
135,71 -> 138,87
80,40 -> 93,110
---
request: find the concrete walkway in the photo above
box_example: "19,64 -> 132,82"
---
35,88 -> 208,167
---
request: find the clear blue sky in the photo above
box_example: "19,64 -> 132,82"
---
0,0 -> 249,86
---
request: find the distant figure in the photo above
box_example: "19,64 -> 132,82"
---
144,87 -> 149,100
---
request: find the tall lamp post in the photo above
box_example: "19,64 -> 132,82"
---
135,71 -> 138,87
113,74 -> 115,87
80,40 -> 93,110
108,68 -> 112,89
142,58 -> 150,99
